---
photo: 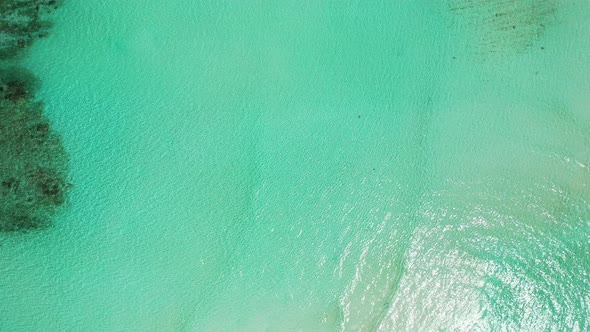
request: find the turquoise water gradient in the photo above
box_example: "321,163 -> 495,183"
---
1,1 -> 590,331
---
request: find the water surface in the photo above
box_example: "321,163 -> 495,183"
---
1,0 -> 589,330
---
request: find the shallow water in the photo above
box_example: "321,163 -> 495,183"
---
1,0 -> 589,331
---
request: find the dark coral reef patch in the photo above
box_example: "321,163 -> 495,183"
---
448,0 -> 558,56
0,0 -> 68,232
0,0 -> 62,59
0,97 -> 69,231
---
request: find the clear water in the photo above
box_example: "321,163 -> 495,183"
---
1,0 -> 589,331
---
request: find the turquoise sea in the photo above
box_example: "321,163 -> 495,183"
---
1,0 -> 589,330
